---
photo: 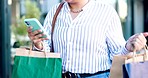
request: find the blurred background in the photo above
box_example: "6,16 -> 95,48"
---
0,0 -> 148,78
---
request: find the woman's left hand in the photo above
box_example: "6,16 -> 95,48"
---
126,32 -> 148,52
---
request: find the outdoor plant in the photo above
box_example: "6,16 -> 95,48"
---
11,0 -> 41,47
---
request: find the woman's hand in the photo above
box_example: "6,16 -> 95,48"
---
27,26 -> 48,49
126,32 -> 148,52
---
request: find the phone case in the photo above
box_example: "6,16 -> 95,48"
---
24,18 -> 49,38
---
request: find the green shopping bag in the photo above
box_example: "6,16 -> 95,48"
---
12,48 -> 62,78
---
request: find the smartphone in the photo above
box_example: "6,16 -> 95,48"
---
24,18 -> 49,38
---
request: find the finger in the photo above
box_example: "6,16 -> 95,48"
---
135,34 -> 145,44
35,33 -> 49,39
134,38 -> 143,47
27,26 -> 33,33
33,39 -> 43,43
131,33 -> 146,44
28,32 -> 35,40
143,32 -> 148,37
33,34 -> 43,40
133,41 -> 142,51
130,40 -> 142,52
32,29 -> 42,36
29,36 -> 36,41
29,33 -> 48,43
29,34 -> 40,41
33,38 -> 48,43
130,33 -> 140,41
137,33 -> 147,45
33,34 -> 48,40
131,35 -> 146,51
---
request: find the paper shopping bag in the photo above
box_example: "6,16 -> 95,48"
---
123,61 -> 148,78
12,48 -> 62,78
109,55 -> 129,78
110,46 -> 148,78
122,48 -> 148,78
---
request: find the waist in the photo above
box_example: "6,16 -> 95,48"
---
62,69 -> 110,78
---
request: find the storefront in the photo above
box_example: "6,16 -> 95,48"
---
117,0 -> 147,39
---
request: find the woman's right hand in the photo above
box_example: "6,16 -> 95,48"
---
27,26 -> 48,50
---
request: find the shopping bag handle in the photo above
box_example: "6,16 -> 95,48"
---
132,44 -> 148,62
143,45 -> 148,61
29,42 -> 48,57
